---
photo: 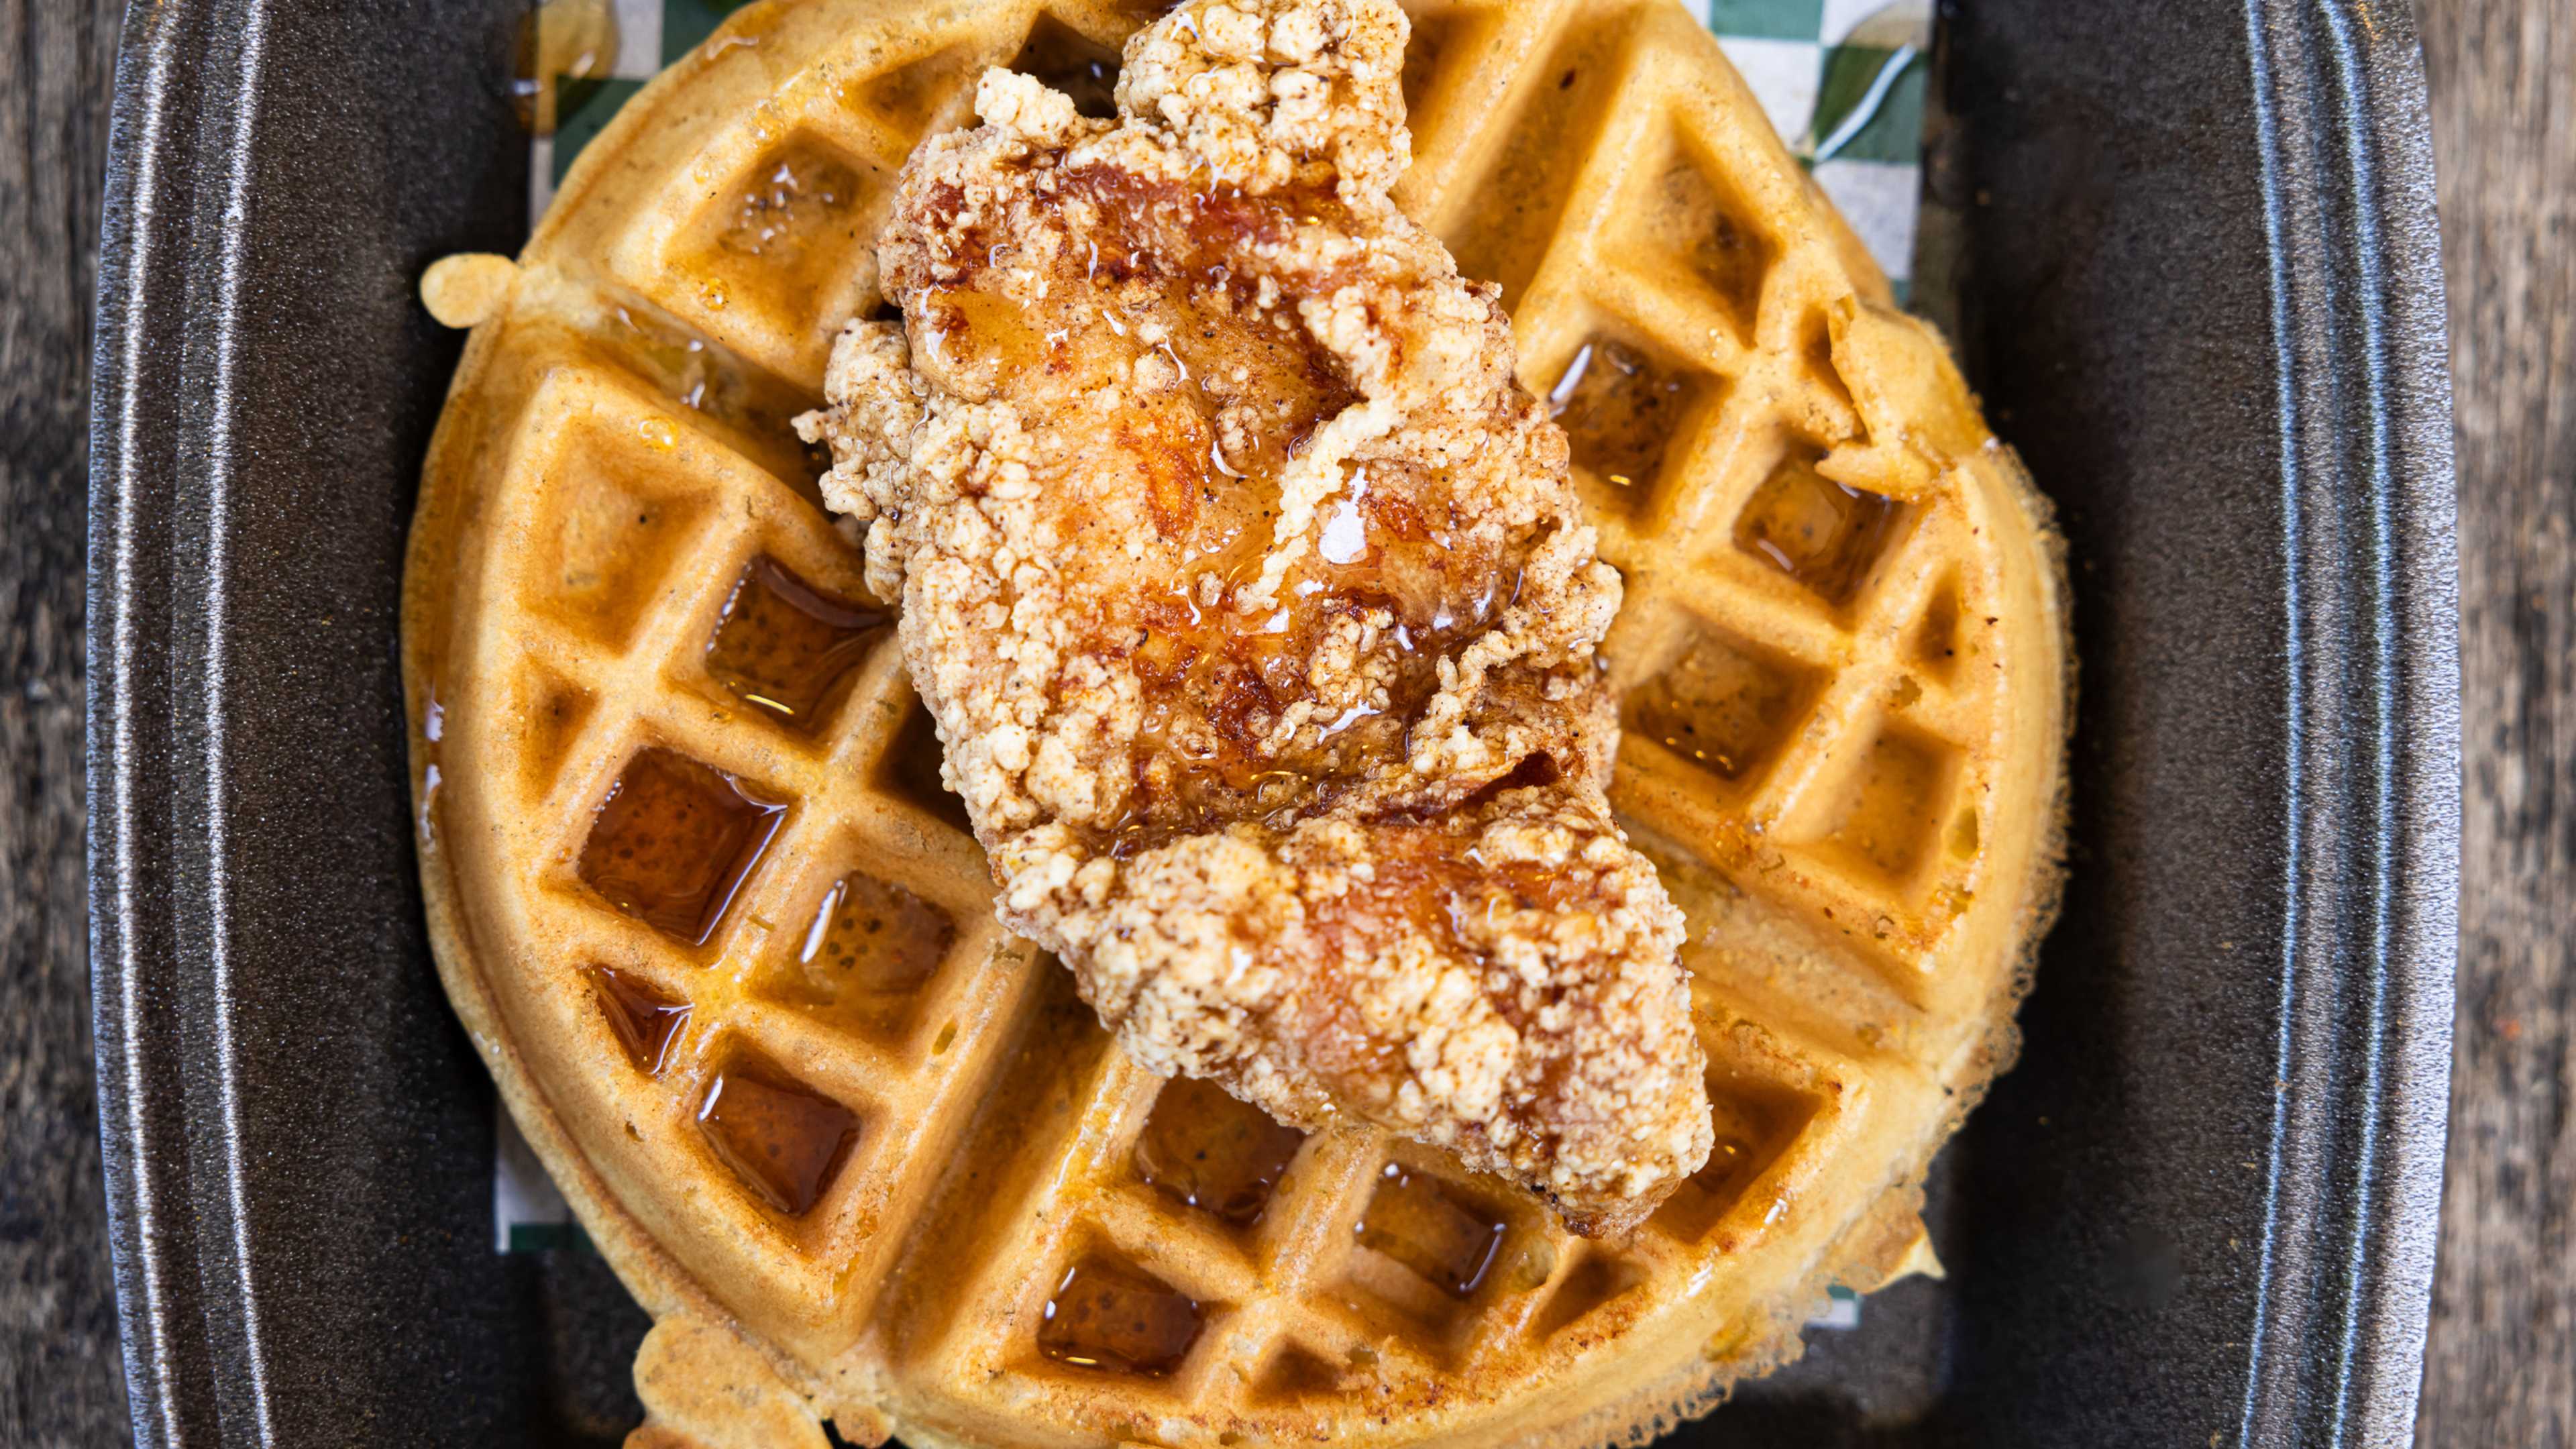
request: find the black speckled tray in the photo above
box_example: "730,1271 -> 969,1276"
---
87,1 -> 2460,1444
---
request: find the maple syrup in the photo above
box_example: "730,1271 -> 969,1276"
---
922,148 -> 1572,850
704,557 -> 888,731
928,285 -> 1049,378
1695,1132 -> 1760,1203
1009,14 -> 1123,119
1354,1164 -> 1507,1301
1948,804 -> 1981,859
1735,447 -> 1906,607
1624,627 -> 1815,784
588,302 -> 831,495
716,142 -> 863,265
592,967 -> 690,1075
780,871 -> 957,1038
1037,1255 -> 1205,1377
1652,1123 -> 1774,1242
1132,1077 -> 1305,1228
1499,1234 -> 1561,1293
908,117 -> 1590,858
1822,728 -> 1947,881
604,305 -> 738,421
578,749 -> 787,946
696,1056 -> 859,1217
879,701 -> 975,835
1549,337 -> 1709,504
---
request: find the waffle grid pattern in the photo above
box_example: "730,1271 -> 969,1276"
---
417,1 -> 2059,1442
482,368 -> 1040,1320
1405,1 -> 1992,999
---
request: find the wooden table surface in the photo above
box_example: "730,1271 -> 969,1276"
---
0,1 -> 2565,1444
2412,1 -> 2575,1442
1,0 -> 130,1442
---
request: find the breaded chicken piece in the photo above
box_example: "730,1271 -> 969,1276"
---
797,0 -> 1711,1234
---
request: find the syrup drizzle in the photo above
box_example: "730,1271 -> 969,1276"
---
1623,630 -> 1813,784
578,749 -> 786,946
1132,1077 -> 1305,1227
1354,1163 -> 1507,1301
716,142 -> 862,264
511,0 -> 618,137
1549,337 -> 1704,497
696,1057 -> 859,1217
592,967 -> 691,1075
1038,1255 -> 1206,1377
1735,447 -> 1905,606
704,556 -> 888,731
783,871 -> 957,1036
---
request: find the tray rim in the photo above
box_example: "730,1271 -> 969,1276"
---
2226,0 -> 2460,1438
84,1 -> 2459,1444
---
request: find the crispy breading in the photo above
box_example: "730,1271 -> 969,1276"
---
798,0 -> 1711,1233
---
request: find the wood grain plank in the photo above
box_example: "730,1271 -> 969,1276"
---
0,0 -> 134,1444
2414,0 -> 2576,1443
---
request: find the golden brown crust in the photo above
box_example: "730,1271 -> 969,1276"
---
799,0 -> 1712,1233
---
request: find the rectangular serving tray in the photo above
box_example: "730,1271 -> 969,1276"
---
88,1 -> 2461,1444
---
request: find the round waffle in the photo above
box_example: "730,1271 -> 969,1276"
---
403,2 -> 2070,1446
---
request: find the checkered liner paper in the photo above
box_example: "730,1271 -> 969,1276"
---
492,0 -> 1935,1333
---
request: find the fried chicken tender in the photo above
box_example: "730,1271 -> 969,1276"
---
797,0 -> 1711,1234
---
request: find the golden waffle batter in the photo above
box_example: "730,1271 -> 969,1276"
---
404,1 -> 2070,1445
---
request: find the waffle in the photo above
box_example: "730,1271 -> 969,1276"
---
402,2 -> 2070,1446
